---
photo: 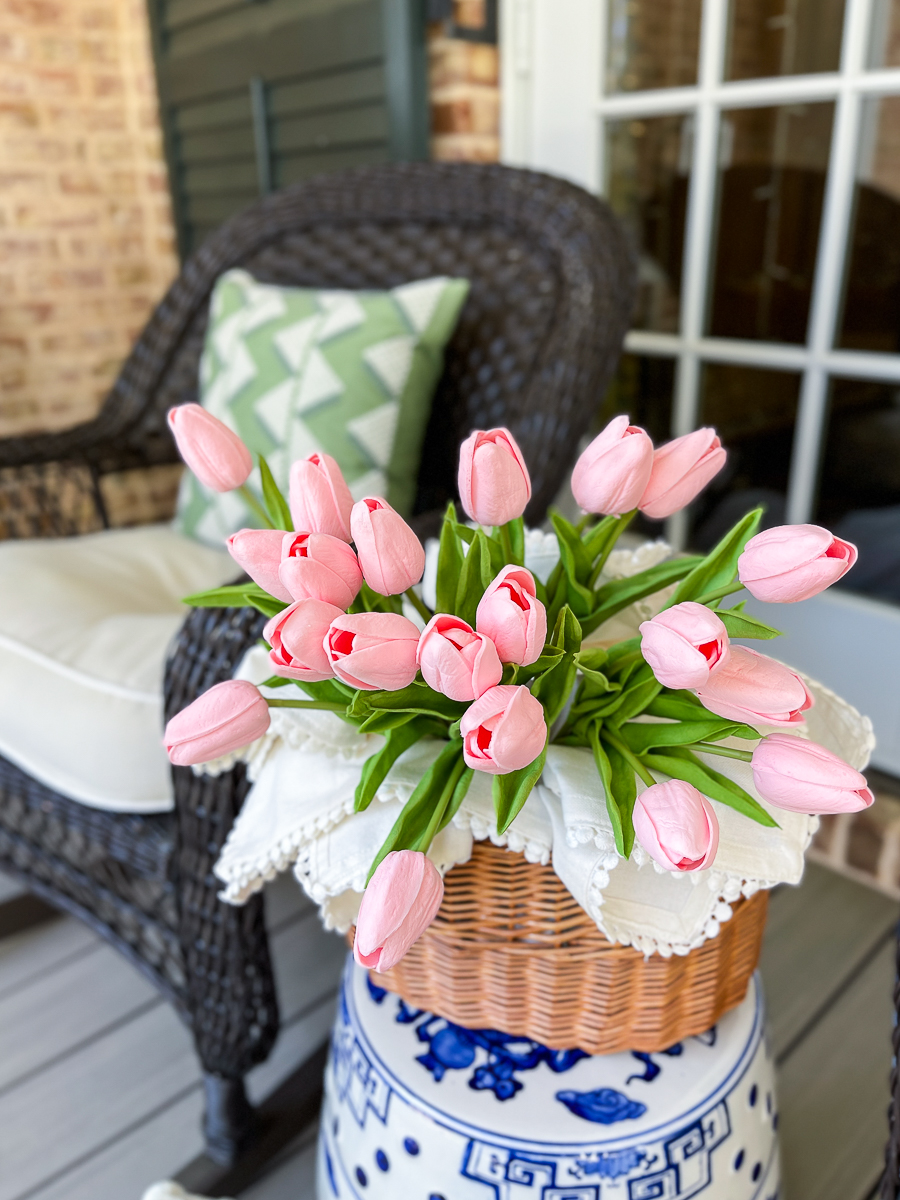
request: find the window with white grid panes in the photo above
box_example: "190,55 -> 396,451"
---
501,0 -> 900,604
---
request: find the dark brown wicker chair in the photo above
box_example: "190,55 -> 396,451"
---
0,162 -> 635,1163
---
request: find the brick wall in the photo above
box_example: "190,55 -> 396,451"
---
0,0 -> 178,440
428,1 -> 500,164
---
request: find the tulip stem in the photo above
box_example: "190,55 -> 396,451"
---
266,698 -> 348,711
690,741 -> 754,762
239,485 -> 275,530
499,522 -> 515,565
603,729 -> 658,788
694,581 -> 744,606
405,588 -> 433,623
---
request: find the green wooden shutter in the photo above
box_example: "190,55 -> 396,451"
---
146,0 -> 429,258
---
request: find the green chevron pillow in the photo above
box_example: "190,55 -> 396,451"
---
174,268 -> 470,546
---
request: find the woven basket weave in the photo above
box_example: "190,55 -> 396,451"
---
359,841 -> 768,1055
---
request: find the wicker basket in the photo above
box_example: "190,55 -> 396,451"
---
358,841 -> 768,1055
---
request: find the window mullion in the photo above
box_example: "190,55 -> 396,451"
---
667,0 -> 728,547
786,0 -> 874,524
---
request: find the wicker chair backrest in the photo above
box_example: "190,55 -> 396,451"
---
12,163 -> 636,523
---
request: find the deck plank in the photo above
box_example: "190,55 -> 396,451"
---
23,1089 -> 205,1200
774,937 -> 894,1200
759,860 -> 898,1059
0,916 -> 96,1001
0,1001 -> 199,1200
0,941 -> 157,1094
241,1127 -> 319,1200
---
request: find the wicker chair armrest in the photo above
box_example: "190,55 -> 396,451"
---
165,602 -> 266,727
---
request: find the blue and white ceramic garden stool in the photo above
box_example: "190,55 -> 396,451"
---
317,955 -> 779,1200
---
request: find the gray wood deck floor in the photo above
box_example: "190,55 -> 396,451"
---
0,861 -> 894,1200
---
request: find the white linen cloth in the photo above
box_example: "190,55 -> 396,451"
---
210,536 -> 875,955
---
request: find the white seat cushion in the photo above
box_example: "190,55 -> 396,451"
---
0,525 -> 235,813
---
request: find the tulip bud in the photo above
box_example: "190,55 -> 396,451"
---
458,428 -> 532,527
459,684 -> 547,775
475,566 -> 547,666
638,428 -> 727,520
695,646 -> 813,727
226,528 -> 292,602
325,612 -> 420,691
571,415 -> 654,516
751,733 -> 874,814
639,601 -> 730,690
278,531 -> 362,609
264,598 -> 343,681
164,679 -> 269,766
354,850 -> 444,972
738,524 -> 858,604
289,452 -> 354,542
417,614 -> 502,702
633,780 -> 719,871
350,498 -> 426,596
167,404 -> 253,492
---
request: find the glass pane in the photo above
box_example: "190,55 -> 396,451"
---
689,363 -> 801,548
707,102 -> 834,343
869,0 -> 900,67
817,378 -> 900,602
605,115 -> 690,333
725,0 -> 845,80
605,0 -> 702,92
597,353 -> 675,443
838,97 -> 900,352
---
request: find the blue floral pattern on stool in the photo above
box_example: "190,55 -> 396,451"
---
556,1086 -> 647,1124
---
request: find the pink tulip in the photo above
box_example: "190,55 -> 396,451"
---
571,415 -> 654,516
738,524 -> 858,604
289,452 -> 354,542
417,614 -> 502,702
751,733 -> 874,814
278,532 -> 362,609
695,646 -> 813,727
639,601 -> 730,690
354,850 -> 444,972
459,684 -> 547,775
350,498 -> 426,596
639,428 -> 727,520
226,528 -> 292,602
325,612 -> 420,691
458,428 -> 532,527
633,780 -> 719,871
264,598 -> 343,681
164,680 -> 269,766
167,404 -> 253,492
475,566 -> 547,666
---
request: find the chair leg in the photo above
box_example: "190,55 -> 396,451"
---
202,1073 -> 256,1166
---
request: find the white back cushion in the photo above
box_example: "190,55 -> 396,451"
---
0,525 -> 234,812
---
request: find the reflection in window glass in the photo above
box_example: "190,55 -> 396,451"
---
725,0 -> 845,81
605,0 -> 702,93
817,378 -> 900,602
869,0 -> 900,67
838,97 -> 900,352
605,116 -> 690,333
689,363 -> 801,549
707,103 -> 834,343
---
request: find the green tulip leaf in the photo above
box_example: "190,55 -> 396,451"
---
717,607 -> 783,640
354,717 -> 438,811
258,454 -> 293,531
581,557 -> 704,636
493,736 -> 548,834
436,502 -> 465,614
643,746 -> 778,827
670,508 -> 763,606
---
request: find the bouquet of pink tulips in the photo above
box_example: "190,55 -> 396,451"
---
165,403 -> 871,971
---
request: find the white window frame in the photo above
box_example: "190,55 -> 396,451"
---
501,0 -> 900,546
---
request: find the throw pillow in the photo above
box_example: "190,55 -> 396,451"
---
175,269 -> 469,546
